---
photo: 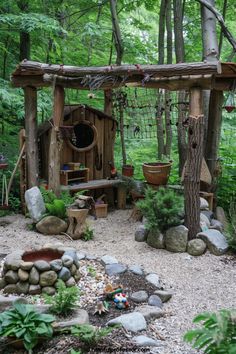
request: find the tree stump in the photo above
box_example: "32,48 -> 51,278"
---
66,209 -> 89,240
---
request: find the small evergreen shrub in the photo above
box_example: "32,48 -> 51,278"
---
184,309 -> 236,353
136,187 -> 184,232
44,280 -> 80,316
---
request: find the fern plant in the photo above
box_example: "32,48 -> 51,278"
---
45,199 -> 66,219
184,309 -> 236,353
44,280 -> 80,316
136,187 -> 184,232
71,324 -> 114,347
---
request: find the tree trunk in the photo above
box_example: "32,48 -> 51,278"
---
201,0 -> 219,61
219,0 -> 228,57
184,88 -> 204,240
164,0 -> 172,157
119,98 -> 126,165
17,0 -> 30,60
158,0 -> 166,65
156,91 -> 164,160
48,85 -> 65,196
205,90 -> 224,178
24,87 -> 38,188
173,0 -> 187,175
110,0 -> 123,65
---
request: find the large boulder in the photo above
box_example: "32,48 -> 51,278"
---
36,216 -> 68,235
187,239 -> 206,256
146,229 -> 165,249
200,197 -> 209,210
197,229 -> 228,256
215,207 -> 229,230
200,213 -> 210,228
107,312 -> 147,332
25,187 -> 46,222
165,225 -> 188,252
210,219 -> 224,232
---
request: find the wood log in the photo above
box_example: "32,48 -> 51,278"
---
48,85 -> 64,196
24,86 -> 38,188
184,87 -> 204,240
13,60 -> 221,77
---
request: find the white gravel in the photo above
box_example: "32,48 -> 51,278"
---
0,210 -> 235,353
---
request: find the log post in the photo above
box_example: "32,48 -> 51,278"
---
24,86 -> 38,188
48,85 -> 65,196
184,87 -> 204,240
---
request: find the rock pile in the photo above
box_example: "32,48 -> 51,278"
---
0,246 -> 81,295
135,197 -> 229,256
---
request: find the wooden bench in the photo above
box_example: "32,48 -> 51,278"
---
61,178 -> 126,209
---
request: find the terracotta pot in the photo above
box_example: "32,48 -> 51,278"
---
122,164 -> 134,177
142,162 -> 172,186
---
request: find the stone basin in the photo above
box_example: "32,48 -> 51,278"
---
0,246 -> 81,296
22,249 -> 63,262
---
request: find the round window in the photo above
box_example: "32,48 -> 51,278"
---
66,121 -> 98,152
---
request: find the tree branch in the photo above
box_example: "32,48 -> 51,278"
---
196,0 -> 236,53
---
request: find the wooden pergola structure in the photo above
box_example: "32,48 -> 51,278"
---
11,60 -> 236,239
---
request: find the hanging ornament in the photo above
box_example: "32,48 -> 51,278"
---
224,80 -> 236,113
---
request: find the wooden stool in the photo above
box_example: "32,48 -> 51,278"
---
199,191 -> 214,211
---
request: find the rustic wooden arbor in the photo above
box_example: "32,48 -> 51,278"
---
12,60 -> 236,239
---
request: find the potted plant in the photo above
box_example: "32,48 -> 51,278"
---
0,301 -> 55,352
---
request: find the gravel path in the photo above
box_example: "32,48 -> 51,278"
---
0,211 -> 235,353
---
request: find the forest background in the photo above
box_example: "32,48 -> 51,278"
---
0,0 -> 236,213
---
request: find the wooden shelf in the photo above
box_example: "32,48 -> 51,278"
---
60,168 -> 89,186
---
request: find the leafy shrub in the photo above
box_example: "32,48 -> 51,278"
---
184,309 -> 236,353
44,279 -> 79,316
136,187 -> 184,232
39,186 -> 56,204
45,199 -> 66,219
71,324 -> 114,347
83,224 -> 94,241
226,197 -> 236,251
0,301 -> 55,352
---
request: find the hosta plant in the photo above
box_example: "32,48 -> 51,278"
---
0,301 -> 55,353
184,309 -> 236,353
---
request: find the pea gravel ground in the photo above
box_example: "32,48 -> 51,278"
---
0,210 -> 235,353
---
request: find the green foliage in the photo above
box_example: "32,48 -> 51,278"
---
59,190 -> 75,207
137,187 -> 184,232
0,301 -> 55,352
184,309 -> 236,353
71,324 -> 114,347
44,279 -> 79,316
70,350 -> 82,354
87,265 -> 96,277
83,224 -> 94,241
45,199 -> 66,219
39,187 -> 57,204
226,197 -> 236,251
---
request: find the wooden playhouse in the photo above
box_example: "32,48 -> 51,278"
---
38,104 -> 117,187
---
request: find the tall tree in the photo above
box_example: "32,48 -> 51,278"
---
17,0 -> 30,60
110,0 -> 123,65
173,0 -> 187,175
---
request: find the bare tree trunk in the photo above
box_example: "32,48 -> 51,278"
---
184,88 -> 204,240
156,91 -> 165,160
173,0 -> 187,175
110,0 -> 123,65
119,98 -> 126,165
156,0 -> 167,159
24,87 -> 38,188
164,0 -> 172,157
205,90 -> 224,178
201,0 -> 219,165
219,0 -> 228,57
17,0 -> 30,60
